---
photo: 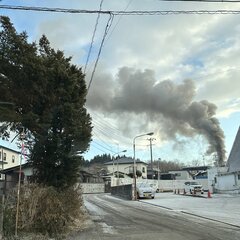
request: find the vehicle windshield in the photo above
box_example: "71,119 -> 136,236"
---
189,182 -> 200,185
137,182 -> 151,188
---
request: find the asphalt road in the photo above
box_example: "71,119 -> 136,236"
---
68,193 -> 240,240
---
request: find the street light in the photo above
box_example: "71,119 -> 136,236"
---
112,150 -> 127,177
133,132 -> 154,200
158,158 -> 161,192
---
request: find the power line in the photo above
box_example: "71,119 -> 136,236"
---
87,13 -> 114,92
83,0 -> 104,74
105,0 -> 134,43
92,140 -> 115,153
1,5 -> 240,15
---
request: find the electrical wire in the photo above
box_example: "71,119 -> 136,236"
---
83,0 -> 104,74
1,5 -> 240,15
87,13 -> 114,92
92,140 -> 115,153
105,0 -> 134,43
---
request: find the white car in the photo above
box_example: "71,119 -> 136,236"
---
136,182 -> 156,199
184,181 -> 204,194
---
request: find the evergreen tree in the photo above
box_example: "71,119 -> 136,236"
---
0,16 -> 92,188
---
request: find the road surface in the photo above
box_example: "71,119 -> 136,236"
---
68,193 -> 240,240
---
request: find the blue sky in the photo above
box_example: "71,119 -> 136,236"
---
1,0 -> 240,166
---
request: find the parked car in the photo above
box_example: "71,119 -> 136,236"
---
149,183 -> 160,193
136,182 -> 156,199
184,181 -> 204,194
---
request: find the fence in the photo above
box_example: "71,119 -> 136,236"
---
111,177 -> 209,192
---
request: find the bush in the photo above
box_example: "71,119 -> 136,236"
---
3,184 -> 85,239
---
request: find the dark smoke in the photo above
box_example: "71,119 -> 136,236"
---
87,67 -> 226,165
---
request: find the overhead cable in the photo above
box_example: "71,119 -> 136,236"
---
1,5 -> 240,15
106,0 -> 134,42
87,13 -> 114,92
84,0 -> 104,74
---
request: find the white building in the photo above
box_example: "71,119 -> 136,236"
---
104,157 -> 148,179
209,127 -> 240,193
0,145 -> 20,179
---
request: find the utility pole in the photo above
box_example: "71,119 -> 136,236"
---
147,138 -> 156,179
15,130 -> 25,237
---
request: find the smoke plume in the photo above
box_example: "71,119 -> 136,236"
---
87,67 -> 226,165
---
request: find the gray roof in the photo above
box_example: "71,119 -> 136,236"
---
0,145 -> 21,154
227,127 -> 240,172
104,157 -> 147,165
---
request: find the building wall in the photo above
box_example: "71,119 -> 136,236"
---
0,147 -> 20,169
169,170 -> 192,180
107,162 -> 147,178
0,147 -> 20,179
215,173 -> 240,193
207,167 -> 228,193
237,172 -> 240,185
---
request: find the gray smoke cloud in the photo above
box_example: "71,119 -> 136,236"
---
87,67 -> 226,165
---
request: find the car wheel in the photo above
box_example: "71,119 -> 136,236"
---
190,189 -> 192,194
152,196 -> 154,199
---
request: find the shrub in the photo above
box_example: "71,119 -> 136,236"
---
3,184 -> 84,238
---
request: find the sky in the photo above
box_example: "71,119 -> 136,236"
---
0,0 -> 240,166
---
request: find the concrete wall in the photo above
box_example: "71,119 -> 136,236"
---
169,171 -> 192,180
111,184 -> 132,200
111,178 -> 208,192
80,183 -> 105,194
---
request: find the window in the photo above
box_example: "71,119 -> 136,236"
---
238,174 -> 240,180
175,173 -> 181,177
142,167 -> 145,173
0,151 -> 1,160
12,155 -> 15,163
3,153 -> 6,161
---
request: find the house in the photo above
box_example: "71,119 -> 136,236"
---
0,163 -> 33,195
210,127 -> 240,193
0,163 -> 104,195
79,170 -> 104,183
104,157 -> 148,179
227,127 -> 240,172
0,145 -> 20,179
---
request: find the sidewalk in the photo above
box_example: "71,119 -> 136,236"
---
140,192 -> 240,227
